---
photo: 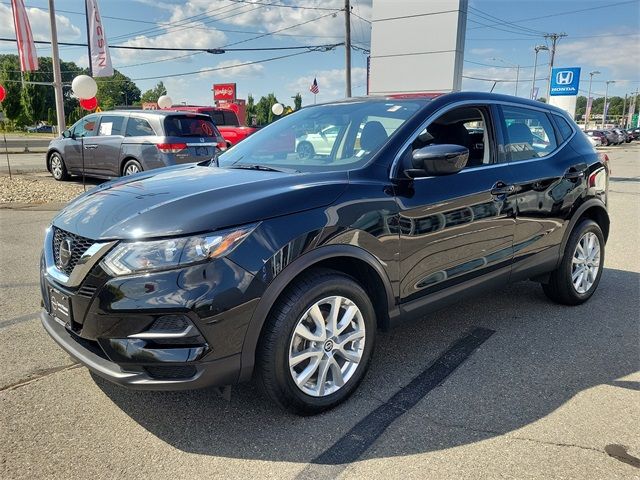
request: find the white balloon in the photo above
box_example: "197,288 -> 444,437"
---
157,95 -> 173,109
71,75 -> 97,99
271,103 -> 284,116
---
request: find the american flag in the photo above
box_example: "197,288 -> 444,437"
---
11,0 -> 38,72
310,78 -> 319,95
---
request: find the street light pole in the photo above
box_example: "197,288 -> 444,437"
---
602,80 -> 615,129
586,70 -> 600,129
531,45 -> 548,100
491,57 -> 519,96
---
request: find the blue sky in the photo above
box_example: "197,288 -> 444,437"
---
1,0 -> 638,106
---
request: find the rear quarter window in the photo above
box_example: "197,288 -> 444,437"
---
126,117 -> 155,137
553,114 -> 575,143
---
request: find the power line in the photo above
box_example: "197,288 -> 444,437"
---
467,6 -> 546,35
467,0 -> 638,30
466,18 -> 541,37
462,75 -> 548,83
468,33 -> 639,41
224,0 -> 340,11
464,59 -> 548,69
221,10 -> 340,48
350,11 -> 371,24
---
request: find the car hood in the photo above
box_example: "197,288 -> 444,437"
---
52,164 -> 348,240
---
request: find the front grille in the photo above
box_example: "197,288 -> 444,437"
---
53,227 -> 95,276
144,366 -> 197,380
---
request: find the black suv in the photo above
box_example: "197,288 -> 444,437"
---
40,93 -> 610,414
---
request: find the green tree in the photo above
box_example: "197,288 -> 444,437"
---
255,93 -> 279,125
0,55 -> 22,120
140,81 -> 167,104
246,94 -> 257,126
96,70 -> 141,110
293,93 -> 302,110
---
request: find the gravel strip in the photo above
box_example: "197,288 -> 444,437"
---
0,175 -> 91,204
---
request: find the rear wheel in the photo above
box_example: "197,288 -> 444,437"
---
257,269 -> 376,415
296,141 -> 315,160
122,159 -> 143,176
49,152 -> 69,181
542,219 -> 604,305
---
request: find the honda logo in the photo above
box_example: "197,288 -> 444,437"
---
556,71 -> 574,85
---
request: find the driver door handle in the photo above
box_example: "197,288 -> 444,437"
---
84,144 -> 98,150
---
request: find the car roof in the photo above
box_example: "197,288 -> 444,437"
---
310,91 -> 572,116
94,110 -> 212,119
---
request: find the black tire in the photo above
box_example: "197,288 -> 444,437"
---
122,159 -> 143,176
257,268 -> 376,415
542,219 -> 604,305
49,152 -> 70,181
296,141 -> 315,160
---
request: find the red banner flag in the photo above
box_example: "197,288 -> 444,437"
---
11,0 -> 38,72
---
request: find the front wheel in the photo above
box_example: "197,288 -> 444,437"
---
49,152 -> 69,181
257,269 -> 376,415
542,219 -> 604,305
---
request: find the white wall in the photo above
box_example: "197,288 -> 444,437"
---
369,0 -> 468,95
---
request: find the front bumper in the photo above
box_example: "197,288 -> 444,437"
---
41,309 -> 241,390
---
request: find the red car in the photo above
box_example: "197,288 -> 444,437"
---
166,105 -> 259,149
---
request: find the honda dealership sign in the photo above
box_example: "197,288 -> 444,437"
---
550,67 -> 581,96
548,66 -> 581,119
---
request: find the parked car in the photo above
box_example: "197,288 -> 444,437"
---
46,110 -> 225,180
601,129 -> 619,145
167,105 -> 259,149
27,124 -> 55,134
584,129 -> 609,146
584,132 -> 601,148
626,127 -> 640,140
40,92 -> 610,414
611,128 -> 628,144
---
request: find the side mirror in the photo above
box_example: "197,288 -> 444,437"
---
62,129 -> 71,139
407,144 -> 469,177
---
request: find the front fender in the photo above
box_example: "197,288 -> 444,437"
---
237,243 -> 396,382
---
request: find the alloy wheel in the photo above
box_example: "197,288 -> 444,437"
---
571,232 -> 601,294
288,296 -> 366,397
124,164 -> 140,175
51,155 -> 63,179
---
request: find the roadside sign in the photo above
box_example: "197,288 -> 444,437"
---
550,67 -> 581,96
633,114 -> 639,128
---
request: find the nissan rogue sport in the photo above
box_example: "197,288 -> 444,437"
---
40,92 -> 610,414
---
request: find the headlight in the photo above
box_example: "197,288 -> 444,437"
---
101,224 -> 257,276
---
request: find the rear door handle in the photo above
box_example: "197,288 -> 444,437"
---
84,145 -> 98,150
491,182 -> 515,196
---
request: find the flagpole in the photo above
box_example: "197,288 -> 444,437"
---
48,0 -> 66,132
84,0 -> 93,76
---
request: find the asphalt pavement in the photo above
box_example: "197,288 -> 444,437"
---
1,144 -> 638,479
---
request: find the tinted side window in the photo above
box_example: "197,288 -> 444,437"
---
553,114 -> 574,142
223,111 -> 239,126
72,115 -> 98,138
501,106 -> 558,161
126,117 -> 155,137
98,115 -> 124,136
209,112 -> 225,125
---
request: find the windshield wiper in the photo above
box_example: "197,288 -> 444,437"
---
227,164 -> 299,173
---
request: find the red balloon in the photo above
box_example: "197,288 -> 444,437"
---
0,84 -> 6,103
79,97 -> 97,110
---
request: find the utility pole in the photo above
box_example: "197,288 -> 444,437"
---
545,33 -> 567,101
48,0 -> 66,132
602,80 -> 615,128
344,0 -> 352,98
586,70 -> 600,129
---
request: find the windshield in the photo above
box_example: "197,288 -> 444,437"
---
217,100 -> 424,172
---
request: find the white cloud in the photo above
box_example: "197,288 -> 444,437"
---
0,5 -> 81,42
288,67 -> 367,104
198,59 -> 264,79
555,33 -> 640,80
